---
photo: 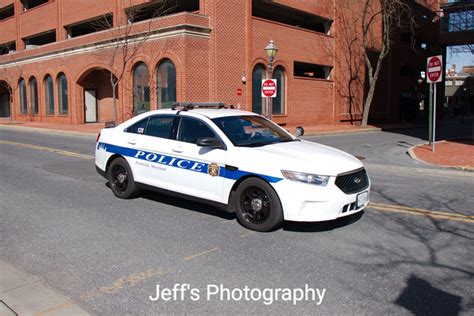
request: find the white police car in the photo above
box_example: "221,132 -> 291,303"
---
95,103 -> 370,231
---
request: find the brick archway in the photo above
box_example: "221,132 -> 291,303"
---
77,68 -> 118,124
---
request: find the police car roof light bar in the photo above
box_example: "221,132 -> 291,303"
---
171,102 -> 231,111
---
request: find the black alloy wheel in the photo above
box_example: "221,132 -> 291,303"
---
234,178 -> 283,232
107,157 -> 139,199
111,164 -> 129,193
241,186 -> 271,224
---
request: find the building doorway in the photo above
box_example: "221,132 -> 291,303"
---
77,68 -> 117,123
0,81 -> 10,117
84,89 -> 97,123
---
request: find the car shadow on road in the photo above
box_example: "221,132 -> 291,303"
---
105,182 -> 364,230
282,211 -> 364,232
139,189 -> 236,220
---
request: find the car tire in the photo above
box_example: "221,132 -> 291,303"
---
107,157 -> 139,199
234,178 -> 283,232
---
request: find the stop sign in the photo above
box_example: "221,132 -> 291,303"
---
261,79 -> 277,98
427,55 -> 443,83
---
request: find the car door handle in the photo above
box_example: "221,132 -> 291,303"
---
172,146 -> 183,153
127,139 -> 136,145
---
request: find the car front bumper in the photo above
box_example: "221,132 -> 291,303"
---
272,177 -> 370,222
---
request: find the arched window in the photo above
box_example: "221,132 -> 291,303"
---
272,66 -> 286,115
29,77 -> 38,114
156,59 -> 176,109
133,62 -> 150,115
44,75 -> 54,115
252,64 -> 266,114
19,78 -> 27,114
57,73 -> 68,114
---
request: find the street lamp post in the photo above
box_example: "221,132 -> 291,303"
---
264,40 -> 278,120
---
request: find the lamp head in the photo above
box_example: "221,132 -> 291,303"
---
264,40 -> 278,59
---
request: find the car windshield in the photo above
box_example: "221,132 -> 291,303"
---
212,115 -> 295,147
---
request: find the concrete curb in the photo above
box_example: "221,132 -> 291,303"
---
0,260 -> 89,316
302,126 -> 381,137
0,124 -> 97,139
407,145 -> 474,172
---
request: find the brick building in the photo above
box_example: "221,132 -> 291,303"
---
0,0 -> 441,127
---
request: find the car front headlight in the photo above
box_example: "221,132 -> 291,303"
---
281,170 -> 330,186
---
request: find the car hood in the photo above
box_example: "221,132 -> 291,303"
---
238,140 -> 363,176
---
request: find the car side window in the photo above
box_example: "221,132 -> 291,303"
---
144,115 -> 175,139
125,118 -> 149,134
177,116 -> 216,144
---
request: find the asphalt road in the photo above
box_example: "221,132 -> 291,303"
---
0,124 -> 473,315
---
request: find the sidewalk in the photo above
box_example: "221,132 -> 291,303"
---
408,139 -> 474,171
0,260 -> 89,316
0,119 -> 103,135
0,119 -> 382,137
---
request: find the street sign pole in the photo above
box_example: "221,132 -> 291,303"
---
426,55 -> 442,152
432,83 -> 437,153
429,83 -> 433,145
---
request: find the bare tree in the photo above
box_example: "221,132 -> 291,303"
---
360,0 -> 416,127
0,50 -> 24,123
94,0 -> 172,124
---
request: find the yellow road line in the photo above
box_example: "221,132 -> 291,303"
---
368,203 -> 474,224
0,140 -> 94,160
240,231 -> 257,238
370,202 -> 473,219
183,246 -> 220,261
35,302 -> 72,316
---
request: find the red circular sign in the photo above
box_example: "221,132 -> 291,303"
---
262,79 -> 276,97
427,56 -> 442,82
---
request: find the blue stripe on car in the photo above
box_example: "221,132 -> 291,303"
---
98,142 -> 283,183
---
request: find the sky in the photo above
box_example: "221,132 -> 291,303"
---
446,45 -> 474,73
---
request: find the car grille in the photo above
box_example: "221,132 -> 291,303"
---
335,168 -> 369,194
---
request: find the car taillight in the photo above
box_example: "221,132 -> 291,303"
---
96,133 -> 101,143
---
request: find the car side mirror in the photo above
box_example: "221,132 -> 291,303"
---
196,137 -> 224,149
295,126 -> 305,137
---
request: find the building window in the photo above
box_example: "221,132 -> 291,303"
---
0,4 -> 14,21
21,0 -> 48,11
252,64 -> 266,114
133,62 -> 150,115
272,66 -> 286,115
294,61 -> 332,80
29,77 -> 38,114
44,75 -> 54,114
19,78 -> 27,114
156,59 -> 176,109
252,0 -> 332,34
126,0 -> 199,23
57,73 -> 68,114
0,41 -> 16,55
23,30 -> 56,49
65,14 -> 113,39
